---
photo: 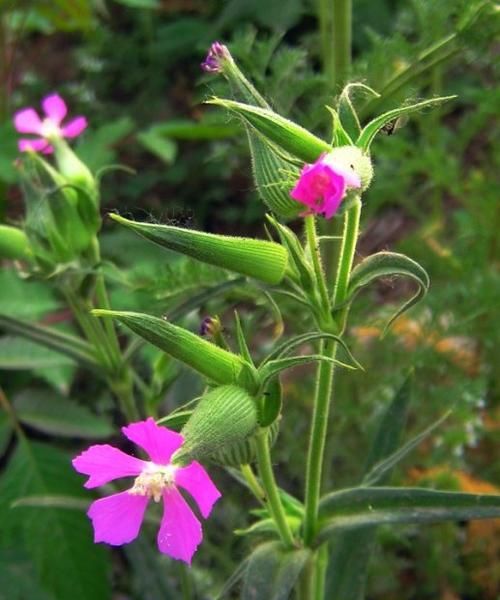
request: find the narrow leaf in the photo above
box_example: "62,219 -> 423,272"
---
344,251 -> 430,330
356,95 -> 455,151
242,541 -> 311,600
363,411 -> 450,487
209,98 -> 331,162
0,314 -> 99,370
13,388 -> 114,439
317,486 -> 500,545
326,373 -> 413,600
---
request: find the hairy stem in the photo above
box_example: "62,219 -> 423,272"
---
255,428 -> 295,548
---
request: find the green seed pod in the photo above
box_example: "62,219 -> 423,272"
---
210,418 -> 280,467
0,225 -> 32,261
92,310 -> 259,392
329,146 -> 373,190
172,385 -> 259,464
109,214 -> 288,285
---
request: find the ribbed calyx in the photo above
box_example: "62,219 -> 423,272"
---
109,214 -> 288,285
172,385 -> 259,464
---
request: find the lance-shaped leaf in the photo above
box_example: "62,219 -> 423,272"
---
92,310 -> 259,391
259,350 -> 360,388
208,98 -> 331,163
109,214 -> 288,285
356,95 -> 455,151
316,486 -> 500,545
262,331 -> 354,365
326,374 -> 413,600
0,314 -> 99,371
172,385 -> 258,464
241,541 -> 311,600
342,251 -> 430,331
362,411 -> 450,487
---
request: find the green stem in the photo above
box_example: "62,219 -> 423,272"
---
317,0 -> 352,91
302,200 -> 362,599
305,215 -> 331,322
303,338 -> 336,546
255,428 -> 295,548
241,463 -> 266,504
332,0 -> 352,90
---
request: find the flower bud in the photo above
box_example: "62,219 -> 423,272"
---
172,385 -> 259,464
328,146 -> 373,190
0,225 -> 32,261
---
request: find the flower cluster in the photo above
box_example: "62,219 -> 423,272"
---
73,418 -> 221,565
14,93 -> 87,154
290,153 -> 361,219
201,41 -> 230,73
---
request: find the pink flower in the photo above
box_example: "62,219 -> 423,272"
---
14,93 -> 87,154
201,41 -> 230,73
72,418 -> 221,565
290,153 -> 361,219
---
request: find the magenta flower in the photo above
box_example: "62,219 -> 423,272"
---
201,41 -> 230,73
72,418 -> 221,565
290,153 -> 361,219
14,93 -> 87,154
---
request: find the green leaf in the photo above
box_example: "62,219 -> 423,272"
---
263,331 -> 356,365
258,377 -> 282,427
0,439 -> 110,600
259,335 -> 361,386
0,315 -> 99,370
326,107 -> 353,147
0,547 -> 55,600
0,270 -> 59,319
337,83 -> 379,142
356,95 -> 455,151
109,213 -> 289,285
93,310 -> 258,391
140,118 -> 239,140
242,541 -> 311,600
13,389 -> 114,439
363,373 -> 414,479
316,486 -> 500,545
137,129 -> 177,164
234,311 -> 254,365
325,374 -> 413,600
363,411 -> 450,487
113,0 -> 160,8
0,336 -> 75,370
208,98 -> 331,162
343,251 -> 430,331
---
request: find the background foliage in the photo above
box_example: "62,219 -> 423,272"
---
0,0 -> 499,598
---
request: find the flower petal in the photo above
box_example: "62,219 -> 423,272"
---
158,486 -> 202,564
14,108 -> 43,135
62,116 -> 87,139
122,418 -> 184,465
42,93 -> 67,125
72,444 -> 147,488
88,491 -> 148,546
175,462 -> 221,518
18,138 -> 53,154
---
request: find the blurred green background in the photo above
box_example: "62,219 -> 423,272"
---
0,1 -> 499,599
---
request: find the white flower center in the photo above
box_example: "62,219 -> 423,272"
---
40,118 -> 61,140
129,462 -> 178,503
